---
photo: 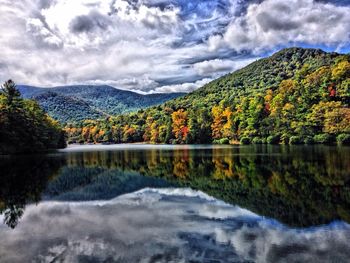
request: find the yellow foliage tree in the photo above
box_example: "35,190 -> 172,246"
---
332,61 -> 350,81
324,108 -> 350,134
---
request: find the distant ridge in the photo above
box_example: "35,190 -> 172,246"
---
17,85 -> 185,123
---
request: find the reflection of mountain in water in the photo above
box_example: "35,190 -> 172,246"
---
0,154 -> 172,228
1,145 -> 350,228
1,188 -> 350,263
44,167 -> 173,201
61,145 -> 350,227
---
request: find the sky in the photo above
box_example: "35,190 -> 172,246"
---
0,0 -> 349,94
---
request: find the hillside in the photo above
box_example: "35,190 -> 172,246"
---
65,48 -> 350,145
169,47 -> 341,107
18,85 -> 185,123
0,80 -> 66,154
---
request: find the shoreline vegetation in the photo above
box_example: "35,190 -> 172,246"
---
66,140 -> 349,147
0,80 -> 66,155
65,48 -> 350,146
1,48 -> 349,154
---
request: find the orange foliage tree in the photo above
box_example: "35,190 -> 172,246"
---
171,109 -> 189,143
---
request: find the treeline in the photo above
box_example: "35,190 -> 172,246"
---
18,85 -> 185,124
0,80 -> 66,154
65,48 -> 350,145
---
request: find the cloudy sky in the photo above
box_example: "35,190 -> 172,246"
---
0,0 -> 349,93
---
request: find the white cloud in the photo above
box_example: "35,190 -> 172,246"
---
193,58 -> 256,76
79,76 -> 159,93
0,0 -> 220,92
26,18 -> 63,48
208,0 -> 350,53
0,0 -> 348,93
152,78 -> 212,93
112,0 -> 180,28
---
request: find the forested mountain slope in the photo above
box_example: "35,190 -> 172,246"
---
18,85 -> 185,123
169,47 -> 341,107
65,48 -> 350,145
0,80 -> 66,154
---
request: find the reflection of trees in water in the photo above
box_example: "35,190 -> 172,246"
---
2,145 -> 349,228
63,145 -> 350,227
173,149 -> 190,179
0,156 -> 65,228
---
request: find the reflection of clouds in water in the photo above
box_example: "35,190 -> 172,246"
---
1,188 -> 350,263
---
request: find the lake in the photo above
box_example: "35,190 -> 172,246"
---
0,144 -> 350,262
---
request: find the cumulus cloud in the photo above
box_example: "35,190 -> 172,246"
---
152,78 -> 212,93
0,0 -> 349,93
208,0 -> 350,53
111,0 -> 180,32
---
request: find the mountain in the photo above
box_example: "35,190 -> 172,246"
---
17,85 -> 185,123
64,47 -> 350,145
169,47 -> 341,107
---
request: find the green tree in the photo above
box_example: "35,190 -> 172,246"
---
0,80 -> 66,154
1,80 -> 21,109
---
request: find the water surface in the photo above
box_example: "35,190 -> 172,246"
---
0,144 -> 349,262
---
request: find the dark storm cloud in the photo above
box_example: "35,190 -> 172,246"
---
271,2 -> 292,13
257,12 -> 299,32
70,11 -> 111,33
254,2 -> 299,32
154,74 -> 204,86
37,0 -> 57,9
195,63 -> 233,76
179,49 -> 246,65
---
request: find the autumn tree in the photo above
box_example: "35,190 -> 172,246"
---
211,105 -> 233,139
172,109 -> 189,144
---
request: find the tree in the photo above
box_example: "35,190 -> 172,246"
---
172,109 -> 189,144
211,105 -> 232,139
0,80 -> 66,154
0,80 -> 21,109
307,101 -> 350,134
324,108 -> 350,134
332,60 -> 350,81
